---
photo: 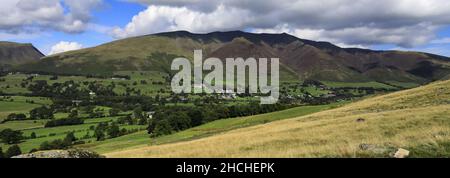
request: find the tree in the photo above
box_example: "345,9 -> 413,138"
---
120,128 -> 128,135
133,106 -> 144,119
109,108 -> 120,117
84,105 -> 95,116
30,132 -> 37,139
138,117 -> 148,125
39,141 -> 51,150
44,118 -> 84,127
29,106 -> 54,120
168,112 -> 191,131
90,108 -> 105,118
152,120 -> 172,137
63,132 -> 77,145
96,122 -> 109,130
16,113 -> 27,120
188,109 -> 204,126
39,139 -> 69,150
6,113 -> 27,121
6,113 -> 16,121
5,145 -> 22,158
118,115 -> 133,125
94,129 -> 105,141
68,109 -> 78,119
0,129 -> 23,144
107,123 -> 120,138
94,123 -> 107,141
0,147 -> 4,158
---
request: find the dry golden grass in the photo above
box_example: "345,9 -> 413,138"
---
105,80 -> 450,158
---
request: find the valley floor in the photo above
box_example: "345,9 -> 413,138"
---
105,80 -> 450,158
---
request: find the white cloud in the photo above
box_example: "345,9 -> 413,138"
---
116,0 -> 450,48
0,31 -> 43,41
254,24 -> 326,41
0,0 -> 103,34
48,41 -> 83,55
255,23 -> 436,48
111,5 -> 251,39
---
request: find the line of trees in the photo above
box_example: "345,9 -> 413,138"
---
0,129 -> 23,144
93,122 -> 128,141
44,118 -> 84,127
147,103 -> 290,137
30,106 -> 54,120
2,105 -> 56,123
28,80 -> 117,99
39,132 -> 80,150
1,113 -> 27,123
0,145 -> 22,158
0,128 -> 24,158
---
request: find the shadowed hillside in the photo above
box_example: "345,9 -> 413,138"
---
0,42 -> 44,65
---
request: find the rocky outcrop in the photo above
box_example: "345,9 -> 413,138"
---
12,149 -> 104,158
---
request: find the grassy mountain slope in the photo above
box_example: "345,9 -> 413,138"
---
15,31 -> 450,84
17,36 -> 203,75
105,79 -> 450,158
0,41 -> 44,65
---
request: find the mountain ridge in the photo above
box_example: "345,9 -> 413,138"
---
155,30 -> 450,60
14,30 -> 450,84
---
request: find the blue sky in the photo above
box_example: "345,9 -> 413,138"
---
2,0 -> 146,54
1,0 -> 450,56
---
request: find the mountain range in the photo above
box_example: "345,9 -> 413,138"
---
3,31 -> 450,84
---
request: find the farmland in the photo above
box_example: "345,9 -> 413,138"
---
1,71 -> 383,156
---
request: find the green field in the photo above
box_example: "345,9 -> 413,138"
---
0,101 -> 40,113
2,72 -> 339,154
0,120 -> 48,130
384,81 -> 421,89
0,72 -> 170,96
0,74 -> 31,94
322,81 -> 398,89
0,99 -> 43,122
0,116 -> 147,153
1,71 -> 327,98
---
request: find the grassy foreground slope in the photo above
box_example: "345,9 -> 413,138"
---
79,103 -> 344,154
105,80 -> 450,158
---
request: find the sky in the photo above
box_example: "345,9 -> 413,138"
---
1,0 -> 450,57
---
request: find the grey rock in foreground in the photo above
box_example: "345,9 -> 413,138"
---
13,149 -> 104,158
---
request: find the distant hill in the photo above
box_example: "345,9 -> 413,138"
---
16,31 -> 450,84
104,79 -> 450,158
0,42 -> 44,66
